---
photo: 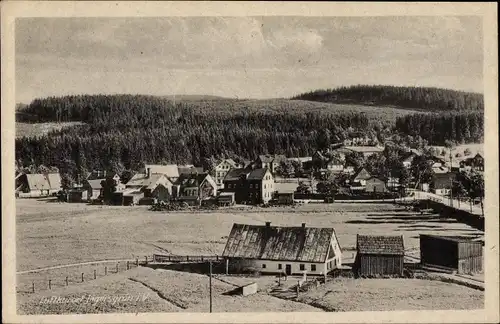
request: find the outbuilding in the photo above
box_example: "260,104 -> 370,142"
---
222,222 -> 342,276
419,234 -> 482,274
354,235 -> 405,277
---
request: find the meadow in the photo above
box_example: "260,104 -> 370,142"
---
16,198 -> 484,313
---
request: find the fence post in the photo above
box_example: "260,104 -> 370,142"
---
48,279 -> 51,290
81,273 -> 84,282
32,282 -> 35,293
201,256 -> 204,262
66,276 -> 68,286
136,258 -> 139,266
105,266 -> 107,275
116,263 -> 119,273
168,255 -> 171,262
187,256 -> 189,262
94,269 -> 96,279
145,256 -> 148,265
127,261 -> 129,270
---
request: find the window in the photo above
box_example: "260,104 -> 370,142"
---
264,184 -> 266,189
262,264 -> 266,269
311,264 -> 316,271
256,184 -> 259,189
278,264 -> 282,270
300,264 -> 305,271
249,184 -> 253,189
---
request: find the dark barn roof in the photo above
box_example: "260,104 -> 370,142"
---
356,235 -> 405,256
222,223 -> 338,263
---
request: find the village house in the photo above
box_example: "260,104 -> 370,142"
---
430,172 -> 457,196
365,177 -> 388,193
419,234 -> 482,274
144,164 -> 180,183
15,173 -> 62,198
83,179 -> 104,201
344,145 -> 384,158
402,150 -> 420,168
350,168 -> 372,187
223,168 -> 275,204
125,169 -> 173,198
254,154 -> 286,174
222,222 -> 342,276
459,153 -> 484,172
83,171 -> 125,201
213,159 -> 242,189
354,235 -> 405,277
176,172 -> 217,203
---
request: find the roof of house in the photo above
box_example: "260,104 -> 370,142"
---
224,168 -> 251,181
145,164 -> 179,179
178,166 -> 204,175
353,168 -> 371,181
356,235 -> 405,255
25,173 -> 61,191
217,158 -> 239,168
419,234 -> 483,244
247,168 -> 271,180
126,173 -> 168,189
366,177 -> 385,184
345,146 -> 384,153
258,154 -> 286,164
177,172 -> 214,188
86,179 -> 104,190
222,223 -> 339,262
287,156 -> 313,163
432,172 -> 457,189
86,171 -> 118,181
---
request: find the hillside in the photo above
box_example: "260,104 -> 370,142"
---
292,85 -> 484,112
14,88 -> 483,179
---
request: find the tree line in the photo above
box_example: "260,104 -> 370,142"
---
15,92 -> 483,186
292,85 -> 484,112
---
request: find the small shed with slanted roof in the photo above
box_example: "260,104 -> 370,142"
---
354,234 -> 405,277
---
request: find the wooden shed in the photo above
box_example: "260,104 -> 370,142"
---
419,234 -> 483,274
354,235 -> 405,277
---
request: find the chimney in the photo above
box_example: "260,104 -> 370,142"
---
301,223 -> 306,229
265,221 -> 271,228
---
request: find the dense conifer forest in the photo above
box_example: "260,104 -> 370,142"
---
292,85 -> 484,112
15,86 -> 484,181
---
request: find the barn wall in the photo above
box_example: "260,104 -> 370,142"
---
357,254 -> 404,276
420,235 -> 459,269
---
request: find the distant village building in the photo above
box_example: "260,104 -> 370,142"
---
176,172 -> 217,203
83,179 -> 104,201
144,164 -> 180,183
349,168 -> 372,192
254,154 -> 286,174
365,177 -> 388,193
354,235 -> 405,277
276,192 -> 294,205
214,159 -> 242,189
126,172 -> 173,197
222,222 -> 342,276
217,192 -> 236,206
431,172 -> 457,196
223,168 -> 275,204
344,145 -> 384,158
15,173 -> 62,198
420,234 -> 483,274
459,153 -> 484,172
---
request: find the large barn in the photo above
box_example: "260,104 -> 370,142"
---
15,173 -> 62,198
419,234 -> 483,274
354,235 -> 405,277
222,222 -> 342,276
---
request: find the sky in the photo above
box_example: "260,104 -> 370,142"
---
15,16 -> 483,103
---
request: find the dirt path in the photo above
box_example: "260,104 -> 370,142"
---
17,258 -> 140,274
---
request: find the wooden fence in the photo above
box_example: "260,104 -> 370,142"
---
152,254 -> 221,263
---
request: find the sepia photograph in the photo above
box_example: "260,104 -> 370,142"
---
2,2 -> 498,323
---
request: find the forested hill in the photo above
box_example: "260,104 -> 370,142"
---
292,85 -> 484,112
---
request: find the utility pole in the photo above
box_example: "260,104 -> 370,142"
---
209,261 -> 213,313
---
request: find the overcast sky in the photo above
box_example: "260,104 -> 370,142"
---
16,16 -> 483,103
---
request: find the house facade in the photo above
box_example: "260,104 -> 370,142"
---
459,153 -> 484,172
431,172 -> 457,196
126,172 -> 173,197
214,159 -> 241,189
176,173 -> 217,200
222,222 -> 342,276
223,168 -> 275,204
365,177 -> 388,193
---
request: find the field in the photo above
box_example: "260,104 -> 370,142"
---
16,121 -> 84,138
16,198 -> 484,313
